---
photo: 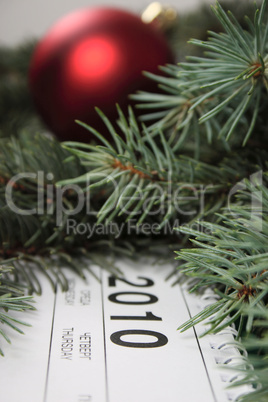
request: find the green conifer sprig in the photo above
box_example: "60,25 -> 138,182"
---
132,0 -> 268,146
176,179 -> 268,337
60,106 -> 260,232
0,261 -> 35,356
0,131 -> 85,251
0,132 -> 130,291
224,309 -> 268,401
131,66 -> 228,152
61,106 -> 186,229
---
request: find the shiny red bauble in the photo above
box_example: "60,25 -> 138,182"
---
29,7 -> 174,142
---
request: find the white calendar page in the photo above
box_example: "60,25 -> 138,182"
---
0,259 -> 251,402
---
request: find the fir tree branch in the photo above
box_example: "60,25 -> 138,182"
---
0,131 -> 86,251
0,261 -> 35,356
131,0 -> 268,146
225,309 -> 268,401
60,106 -> 259,233
176,178 -> 268,337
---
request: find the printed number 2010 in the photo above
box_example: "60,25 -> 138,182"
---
108,276 -> 168,348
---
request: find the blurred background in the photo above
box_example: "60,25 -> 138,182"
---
0,0 -> 211,46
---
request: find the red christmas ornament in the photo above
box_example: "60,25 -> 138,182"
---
29,7 -> 174,142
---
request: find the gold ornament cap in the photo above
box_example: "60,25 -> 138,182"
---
141,2 -> 178,32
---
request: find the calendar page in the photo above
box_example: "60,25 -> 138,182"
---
0,259 -> 251,402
